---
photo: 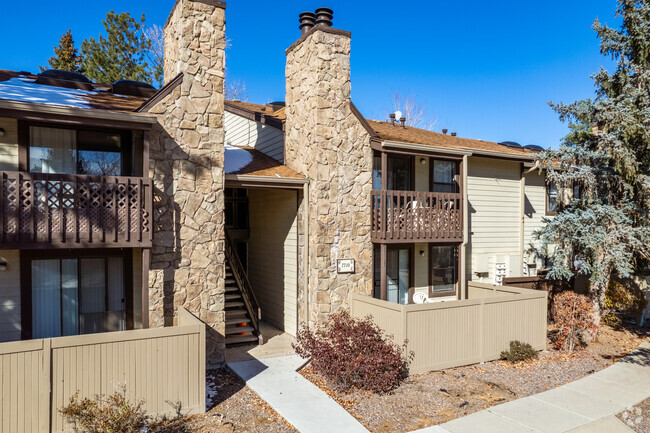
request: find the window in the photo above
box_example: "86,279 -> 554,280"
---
431,160 -> 458,193
30,255 -> 127,339
546,183 -> 559,215
387,156 -> 412,190
225,188 -> 249,229
429,245 -> 458,297
29,125 -> 127,176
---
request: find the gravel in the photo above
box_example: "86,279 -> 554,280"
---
301,324 -> 649,433
617,398 -> 650,433
150,367 -> 297,433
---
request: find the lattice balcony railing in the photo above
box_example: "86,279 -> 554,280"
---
0,172 -> 152,248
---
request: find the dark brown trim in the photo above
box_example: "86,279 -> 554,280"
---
350,102 -> 377,138
428,243 -> 460,298
136,73 -> 184,113
381,145 -> 465,160
20,248 -> 135,340
224,102 -> 284,130
124,249 -> 134,330
545,182 -> 558,216
17,121 -> 28,171
429,158 -> 460,193
286,25 -> 352,55
1,109 -> 154,131
141,248 -> 150,328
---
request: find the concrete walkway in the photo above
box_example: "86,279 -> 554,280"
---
415,340 -> 650,433
227,354 -> 368,433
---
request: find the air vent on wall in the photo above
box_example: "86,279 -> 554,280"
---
35,69 -> 94,91
498,141 -> 523,149
524,144 -> 544,151
111,80 -> 157,98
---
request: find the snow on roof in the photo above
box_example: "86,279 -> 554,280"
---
0,77 -> 97,108
224,144 -> 253,173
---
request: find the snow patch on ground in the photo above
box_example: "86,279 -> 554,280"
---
205,374 -> 222,409
224,144 -> 253,173
0,77 -> 97,108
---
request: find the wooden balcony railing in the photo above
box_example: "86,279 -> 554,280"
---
0,171 -> 152,248
371,190 -> 463,243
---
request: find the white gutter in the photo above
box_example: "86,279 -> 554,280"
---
0,99 -> 157,124
382,140 -> 473,156
225,174 -> 308,185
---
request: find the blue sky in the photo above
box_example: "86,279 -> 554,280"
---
1,0 -> 620,148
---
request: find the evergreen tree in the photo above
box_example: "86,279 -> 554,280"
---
533,0 -> 650,325
40,29 -> 83,73
80,11 -> 153,84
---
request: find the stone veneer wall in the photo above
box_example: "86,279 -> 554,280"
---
285,27 -> 373,325
148,0 -> 226,365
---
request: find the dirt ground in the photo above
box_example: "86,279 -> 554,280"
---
300,323 -> 649,433
618,397 -> 650,432
150,368 -> 296,433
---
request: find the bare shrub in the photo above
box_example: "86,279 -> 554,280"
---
552,291 -> 599,352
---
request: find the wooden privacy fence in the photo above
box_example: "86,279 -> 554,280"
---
351,282 -> 547,374
0,308 -> 205,433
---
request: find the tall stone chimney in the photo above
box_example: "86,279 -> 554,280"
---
285,10 -> 374,325
148,0 -> 226,366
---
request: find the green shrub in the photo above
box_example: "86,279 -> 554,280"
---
59,385 -> 148,433
500,340 -> 538,363
293,310 -> 413,393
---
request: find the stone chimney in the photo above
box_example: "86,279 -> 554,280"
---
148,0 -> 226,366
285,9 -> 374,326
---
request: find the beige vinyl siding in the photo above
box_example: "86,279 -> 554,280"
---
466,157 -> 522,282
247,189 -> 298,335
415,157 -> 429,191
413,243 -> 428,296
224,111 -> 285,162
0,117 -> 19,171
523,171 -> 548,275
0,251 -> 21,343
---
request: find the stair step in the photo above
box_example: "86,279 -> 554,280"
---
225,326 -> 255,335
225,301 -> 244,309
226,334 -> 259,345
225,317 -> 251,325
225,308 -> 247,316
225,294 -> 241,301
225,279 -> 236,285
225,287 -> 239,293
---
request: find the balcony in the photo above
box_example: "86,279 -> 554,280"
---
0,171 -> 152,248
371,190 -> 463,243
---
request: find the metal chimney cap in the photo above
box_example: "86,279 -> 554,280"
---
299,11 -> 317,34
315,7 -> 333,27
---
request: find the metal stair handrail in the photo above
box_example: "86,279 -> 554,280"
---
224,231 -> 261,334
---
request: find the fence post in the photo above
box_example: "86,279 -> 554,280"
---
40,338 -> 52,433
479,298 -> 485,361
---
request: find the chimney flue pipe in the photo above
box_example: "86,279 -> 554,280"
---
315,7 -> 333,27
299,12 -> 316,34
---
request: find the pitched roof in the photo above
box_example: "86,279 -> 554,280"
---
224,98 -> 539,158
224,100 -> 285,128
0,69 -> 148,113
225,145 -> 303,179
367,120 -> 536,158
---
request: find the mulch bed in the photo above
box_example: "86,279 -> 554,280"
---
150,367 -> 296,433
300,323 -> 649,433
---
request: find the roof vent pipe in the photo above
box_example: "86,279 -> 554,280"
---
315,7 -> 333,27
400,117 -> 406,128
442,129 -> 448,135
299,12 -> 316,34
389,113 -> 396,126
451,132 -> 457,137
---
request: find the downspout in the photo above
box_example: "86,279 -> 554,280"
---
520,164 -> 526,274
460,154 -> 469,299
303,181 -> 310,327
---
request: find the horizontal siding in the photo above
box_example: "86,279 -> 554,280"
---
224,111 -> 285,162
0,117 -> 18,171
523,171 -> 548,274
248,189 -> 298,335
466,157 -> 522,282
0,250 -> 21,343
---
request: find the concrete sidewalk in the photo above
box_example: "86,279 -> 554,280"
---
415,340 -> 650,433
227,355 -> 368,433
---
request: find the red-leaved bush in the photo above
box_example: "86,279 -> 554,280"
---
293,310 -> 413,393
551,291 -> 598,352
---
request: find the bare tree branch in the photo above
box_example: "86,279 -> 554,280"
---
391,92 -> 437,130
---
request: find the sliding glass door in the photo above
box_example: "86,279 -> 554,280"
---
386,247 -> 411,305
31,257 -> 126,339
